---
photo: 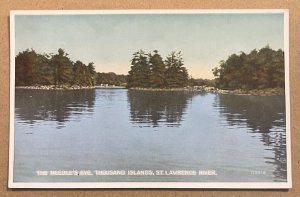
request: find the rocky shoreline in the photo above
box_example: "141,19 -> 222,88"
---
15,85 -> 95,90
130,86 -> 216,92
15,85 -> 285,96
129,87 -> 285,96
217,88 -> 285,96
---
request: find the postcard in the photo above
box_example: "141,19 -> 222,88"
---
9,10 -> 291,188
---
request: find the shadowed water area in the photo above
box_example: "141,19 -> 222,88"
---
14,89 -> 287,182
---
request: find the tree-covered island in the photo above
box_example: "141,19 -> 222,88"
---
15,46 -> 285,95
127,50 -> 189,88
126,47 -> 284,95
212,46 -> 285,90
212,46 -> 285,95
15,48 -> 126,89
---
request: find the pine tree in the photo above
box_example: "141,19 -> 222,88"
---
127,50 -> 151,88
149,50 -> 166,88
50,48 -> 73,86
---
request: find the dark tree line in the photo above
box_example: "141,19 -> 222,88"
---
16,49 -> 96,87
189,78 -> 215,87
15,48 -> 127,87
95,72 -> 127,86
212,46 -> 285,90
127,50 -> 189,88
17,47 -> 283,90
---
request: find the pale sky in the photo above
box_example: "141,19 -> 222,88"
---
15,13 -> 284,79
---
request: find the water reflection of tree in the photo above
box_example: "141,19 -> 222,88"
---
15,89 -> 95,129
128,90 -> 202,127
214,94 -> 287,181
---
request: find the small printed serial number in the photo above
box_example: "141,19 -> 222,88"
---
250,170 -> 266,175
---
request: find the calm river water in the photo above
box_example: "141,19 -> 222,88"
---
14,89 -> 287,182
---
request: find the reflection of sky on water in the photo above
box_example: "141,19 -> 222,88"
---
213,94 -> 287,181
127,90 -> 206,128
14,89 -> 287,182
15,89 -> 96,129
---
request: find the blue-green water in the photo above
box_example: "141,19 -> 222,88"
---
14,89 -> 287,182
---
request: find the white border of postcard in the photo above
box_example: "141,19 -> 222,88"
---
9,9 -> 291,189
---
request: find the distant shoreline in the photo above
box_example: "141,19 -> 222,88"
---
15,85 -> 284,96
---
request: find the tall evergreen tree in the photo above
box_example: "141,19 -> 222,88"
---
15,49 -> 39,86
35,53 -> 54,85
72,60 -> 86,86
50,48 -> 73,86
87,62 -> 96,86
165,51 -> 188,88
149,50 -> 166,88
127,50 -> 151,88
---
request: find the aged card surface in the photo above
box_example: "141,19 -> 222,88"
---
9,10 -> 291,188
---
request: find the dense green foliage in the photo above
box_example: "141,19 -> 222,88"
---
212,46 -> 285,90
127,50 -> 189,88
16,49 -> 96,87
17,46 -> 283,90
16,48 -> 128,87
15,49 -> 52,86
